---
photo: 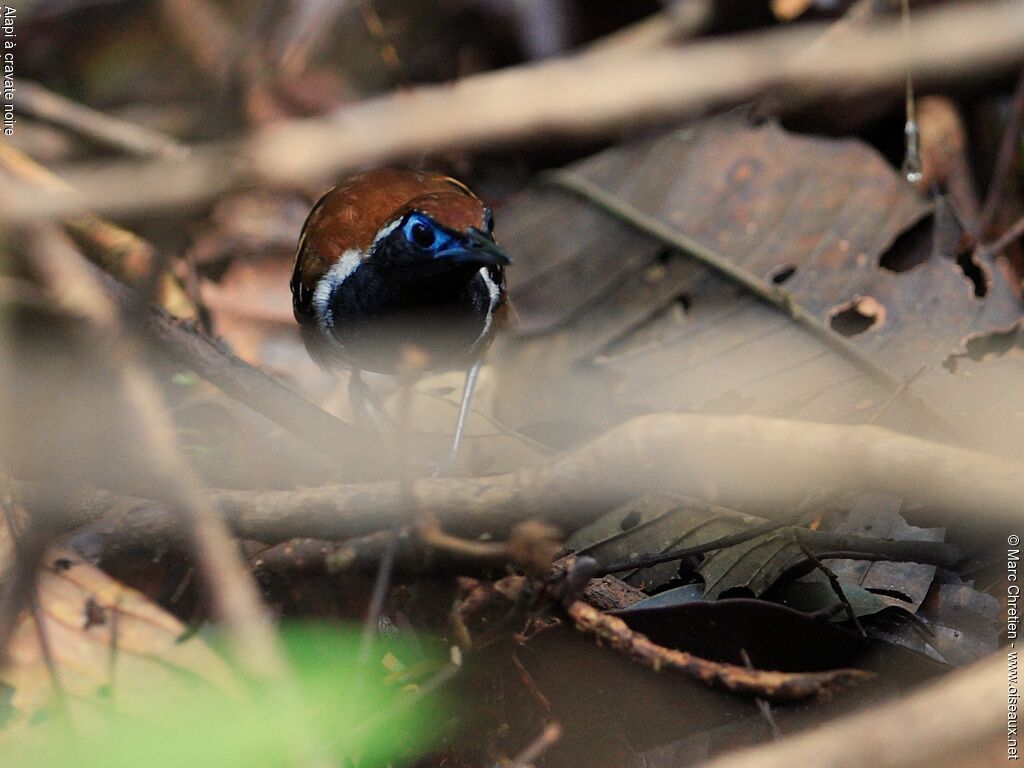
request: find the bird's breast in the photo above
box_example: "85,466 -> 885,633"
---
313,263 -> 500,374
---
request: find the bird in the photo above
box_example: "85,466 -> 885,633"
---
290,169 -> 511,473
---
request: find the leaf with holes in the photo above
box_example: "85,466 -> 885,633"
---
497,117 -> 1024,455
804,496 -> 945,613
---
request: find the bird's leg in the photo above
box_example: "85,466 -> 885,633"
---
432,359 -> 482,477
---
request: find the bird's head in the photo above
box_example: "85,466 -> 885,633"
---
291,169 -> 511,329
367,193 -> 511,282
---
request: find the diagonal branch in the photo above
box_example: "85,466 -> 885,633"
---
23,227 -> 287,686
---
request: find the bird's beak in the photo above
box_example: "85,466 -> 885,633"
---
437,227 -> 512,267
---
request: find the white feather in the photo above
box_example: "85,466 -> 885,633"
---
313,249 -> 364,330
472,267 -> 501,350
371,218 -> 402,249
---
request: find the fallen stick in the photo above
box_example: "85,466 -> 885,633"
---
36,412 -> 1024,546
214,412 -> 1024,541
566,599 -> 868,701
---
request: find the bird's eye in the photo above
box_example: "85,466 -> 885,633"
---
408,219 -> 436,249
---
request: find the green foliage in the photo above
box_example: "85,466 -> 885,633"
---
4,624 -> 444,768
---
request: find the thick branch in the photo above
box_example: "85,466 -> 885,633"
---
62,413 -> 1024,546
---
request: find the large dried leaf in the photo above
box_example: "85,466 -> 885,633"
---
507,118 -> 927,340
497,118 -> 1024,455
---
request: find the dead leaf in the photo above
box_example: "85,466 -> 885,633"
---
496,117 -> 1024,456
809,494 -> 945,612
566,495 -> 766,591
0,548 -> 237,734
868,577 -> 1001,666
697,532 -> 805,600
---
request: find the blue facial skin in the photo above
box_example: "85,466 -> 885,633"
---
397,212 -> 509,267
402,213 -> 459,257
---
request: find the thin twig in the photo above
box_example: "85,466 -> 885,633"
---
105,600 -> 121,706
357,0 -> 405,86
982,211 -> 1024,260
347,662 -> 459,742
24,228 -> 286,686
157,0 -> 235,84
88,260 -> 369,477
0,488 -> 61,664
566,599 -> 868,701
0,143 -> 196,318
357,372 -> 417,667
899,0 -> 922,184
793,531 -> 962,568
0,497 -> 69,723
275,0 -> 353,80
699,651 -> 1004,768
585,0 -> 712,55
14,80 -> 190,160
793,531 -> 866,637
867,363 -> 927,424
739,649 -> 782,741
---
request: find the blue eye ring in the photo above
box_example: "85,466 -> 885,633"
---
404,215 -> 436,249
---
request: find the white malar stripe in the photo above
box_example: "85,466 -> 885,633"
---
472,267 -> 501,351
313,249 -> 364,330
371,218 -> 402,249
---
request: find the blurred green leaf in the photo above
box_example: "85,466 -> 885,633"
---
4,624 -> 444,768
